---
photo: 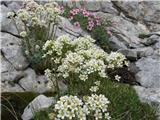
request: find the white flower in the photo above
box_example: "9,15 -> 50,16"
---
62,72 -> 69,78
17,9 -> 29,21
124,61 -> 129,66
35,45 -> 40,50
115,75 -> 121,81
94,111 -> 102,120
79,74 -> 88,81
57,110 -> 66,119
44,69 -> 52,80
43,40 -> 53,50
54,58 -> 60,64
47,81 -> 54,89
94,81 -> 100,86
90,86 -> 99,93
25,50 -> 29,55
20,31 -> 27,37
7,12 -> 15,18
82,105 -> 90,115
31,17 -> 42,27
105,113 -> 111,120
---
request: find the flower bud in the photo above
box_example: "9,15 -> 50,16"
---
20,31 -> 27,37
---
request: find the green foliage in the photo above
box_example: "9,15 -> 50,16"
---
91,26 -> 110,51
100,80 -> 156,120
33,79 -> 156,120
34,110 -> 50,120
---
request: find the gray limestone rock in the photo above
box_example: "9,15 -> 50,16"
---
21,95 -> 55,120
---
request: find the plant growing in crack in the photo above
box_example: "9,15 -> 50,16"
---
62,5 -> 113,51
43,35 -> 128,98
7,0 -> 61,73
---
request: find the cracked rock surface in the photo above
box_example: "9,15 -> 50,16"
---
1,1 -> 160,119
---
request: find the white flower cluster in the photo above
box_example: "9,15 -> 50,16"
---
44,69 -> 55,89
43,35 -> 109,82
17,9 -> 30,21
84,94 -> 111,120
73,36 -> 96,51
7,1 -> 62,61
58,52 -> 84,78
54,94 -> 111,120
7,12 -> 15,18
43,35 -> 127,82
15,0 -> 60,27
44,69 -> 52,80
43,35 -> 72,57
106,52 -> 127,69
90,81 -> 101,93
54,95 -> 85,120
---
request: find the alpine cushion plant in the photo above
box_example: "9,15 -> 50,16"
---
43,35 -> 128,96
62,6 -> 112,51
43,35 -> 116,119
7,0 -> 61,73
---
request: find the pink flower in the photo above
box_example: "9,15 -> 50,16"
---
88,19 -> 94,28
70,9 -> 78,16
107,29 -> 113,36
74,22 -> 80,28
96,19 -> 101,26
87,25 -> 93,31
95,16 -> 101,26
82,10 -> 90,17
87,19 -> 94,31
75,8 -> 80,13
80,7 -> 85,12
